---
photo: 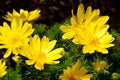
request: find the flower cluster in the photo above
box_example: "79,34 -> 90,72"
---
59,3 -> 115,80
60,4 -> 115,54
0,8 -> 64,78
0,3 -> 117,80
3,9 -> 41,22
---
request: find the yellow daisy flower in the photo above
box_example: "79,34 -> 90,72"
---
60,3 -> 115,54
92,60 -> 108,73
60,3 -> 100,39
0,59 -> 7,78
72,20 -> 115,54
0,19 -> 34,58
3,9 -> 41,22
59,59 -> 93,80
20,35 -> 64,70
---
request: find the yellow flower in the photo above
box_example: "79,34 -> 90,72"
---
0,19 -> 34,58
60,3 -> 115,54
72,22 -> 115,54
3,9 -> 41,22
92,60 -> 108,73
59,59 -> 93,80
0,59 -> 7,78
20,35 -> 64,70
72,20 -> 115,54
60,3 -> 100,39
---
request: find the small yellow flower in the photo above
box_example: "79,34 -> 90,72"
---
3,9 -> 41,22
59,59 -> 93,80
92,60 -> 108,73
0,19 -> 34,58
0,59 -> 7,78
20,35 -> 64,70
60,3 -> 115,54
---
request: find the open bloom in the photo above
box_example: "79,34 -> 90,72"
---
0,19 -> 34,58
0,59 -> 7,78
92,60 -> 108,73
3,9 -> 41,22
72,19 -> 115,54
59,59 -> 93,80
60,3 -> 100,39
60,3 -> 115,54
20,35 -> 64,70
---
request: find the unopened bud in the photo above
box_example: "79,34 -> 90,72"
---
111,73 -> 120,80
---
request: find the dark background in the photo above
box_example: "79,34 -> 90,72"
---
0,0 -> 120,31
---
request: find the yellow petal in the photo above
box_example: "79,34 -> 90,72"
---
62,31 -> 75,39
96,44 -> 114,48
11,19 -> 17,31
95,25 -> 109,38
0,61 -> 6,70
71,10 -> 78,26
16,19 -> 23,32
28,9 -> 40,21
25,60 -> 35,65
3,22 -> 11,32
21,22 -> 34,38
47,48 -> 64,56
95,16 -> 109,26
80,74 -> 93,80
84,6 -> 92,21
77,3 -> 84,24
95,47 -> 108,54
30,35 -> 40,50
20,9 -> 28,17
60,25 -> 71,32
34,60 -> 44,70
82,45 -> 95,54
3,12 -> 13,21
59,68 -> 71,80
46,48 -> 63,63
4,48 -> 12,58
46,40 -> 57,53
41,36 -> 49,51
85,9 -> 100,24
13,9 -> 19,16
0,71 -> 7,77
79,67 -> 88,75
99,33 -> 115,44
72,59 -> 81,72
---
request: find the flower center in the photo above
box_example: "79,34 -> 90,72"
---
10,36 -> 21,47
13,37 -> 19,42
70,76 -> 78,80
89,37 -> 99,46
38,52 -> 46,61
